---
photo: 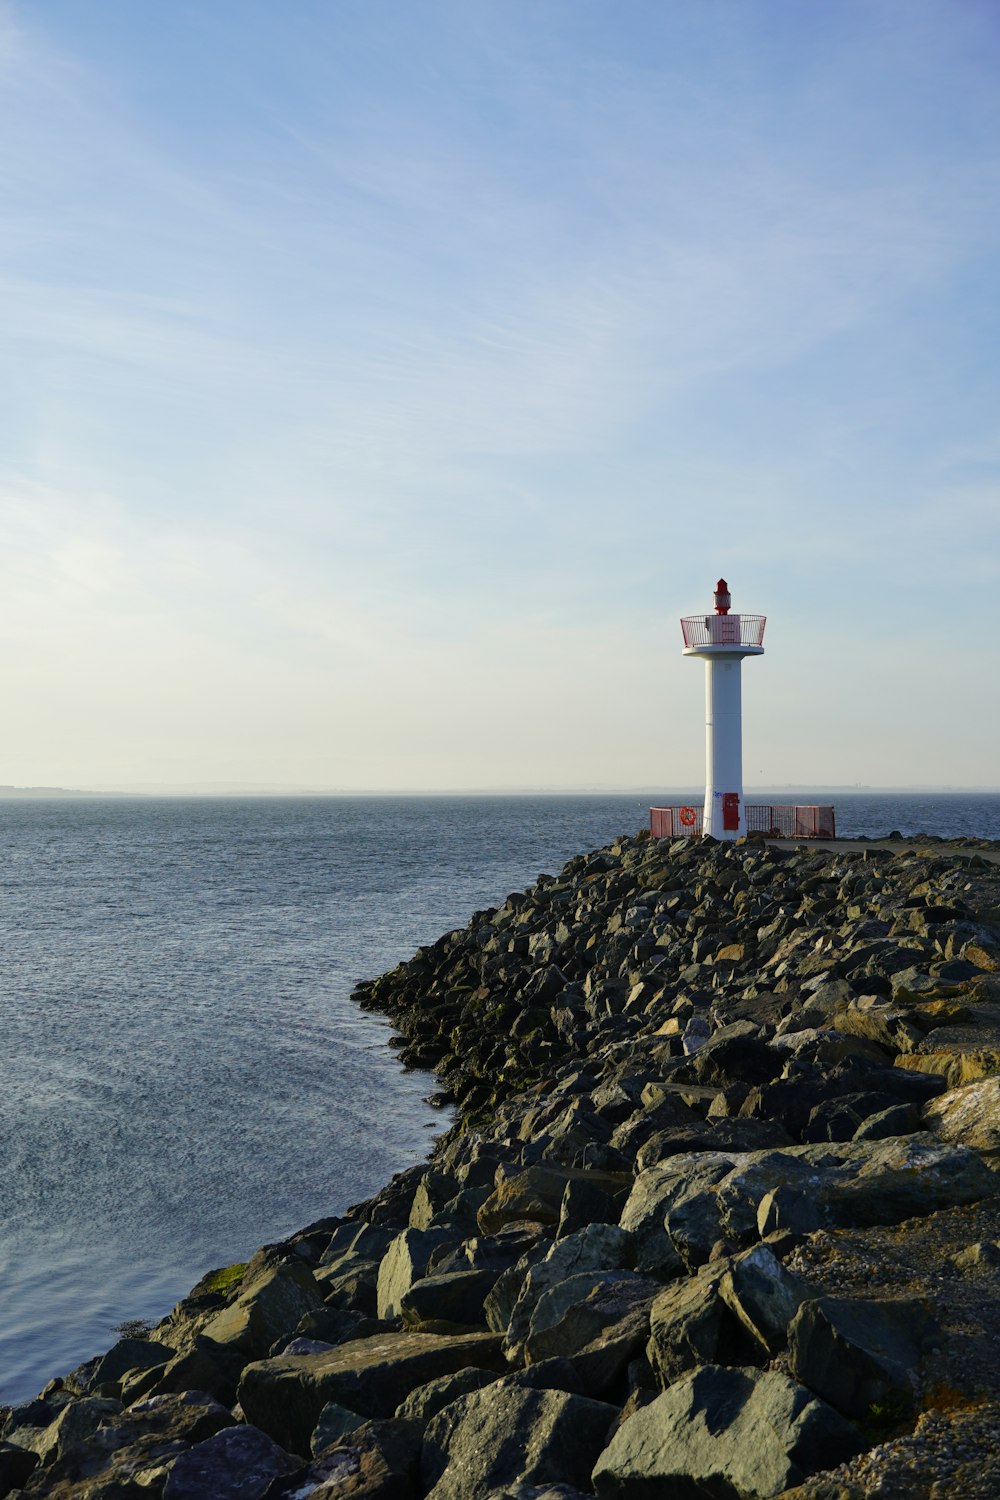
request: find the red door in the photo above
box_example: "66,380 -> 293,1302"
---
723,792 -> 740,831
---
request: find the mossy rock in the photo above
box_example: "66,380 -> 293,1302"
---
198,1263 -> 248,1300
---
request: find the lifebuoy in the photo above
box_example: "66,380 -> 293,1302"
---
679,806 -> 697,827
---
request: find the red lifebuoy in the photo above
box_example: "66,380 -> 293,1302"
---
679,806 -> 697,827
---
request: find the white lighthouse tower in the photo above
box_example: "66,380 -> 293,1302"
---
681,579 -> 766,840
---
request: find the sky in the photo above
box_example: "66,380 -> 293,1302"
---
1,0 -> 998,791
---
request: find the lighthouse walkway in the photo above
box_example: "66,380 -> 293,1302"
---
762,835 -> 1000,865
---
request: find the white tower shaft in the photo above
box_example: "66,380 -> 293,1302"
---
704,656 -> 744,838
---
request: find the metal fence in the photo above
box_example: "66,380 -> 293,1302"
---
650,804 -> 836,839
650,806 -> 703,838
679,614 -> 767,648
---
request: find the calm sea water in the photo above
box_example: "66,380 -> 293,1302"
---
1,791 -> 998,1404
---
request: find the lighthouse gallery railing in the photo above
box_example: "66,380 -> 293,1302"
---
680,614 -> 766,648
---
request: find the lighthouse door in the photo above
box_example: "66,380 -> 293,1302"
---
722,792 -> 740,831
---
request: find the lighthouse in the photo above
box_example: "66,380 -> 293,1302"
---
680,579 -> 766,840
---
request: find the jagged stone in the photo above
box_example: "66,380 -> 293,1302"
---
376,1227 -> 460,1319
591,1364 -> 863,1497
161,1424 -> 299,1500
200,1259 -> 326,1358
310,1402 -> 366,1454
923,1077 -> 1000,1152
788,1296 -> 939,1419
718,1244 -> 814,1355
523,1273 -> 659,1367
268,1417 -> 424,1500
238,1330 -> 505,1455
395,1366 -> 500,1423
506,1225 -> 633,1352
0,1440 -> 39,1493
619,1156 -> 734,1276
421,1384 -> 618,1500
478,1166 -> 629,1236
399,1268 -> 498,1330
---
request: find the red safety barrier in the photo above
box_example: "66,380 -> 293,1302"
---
650,804 -> 836,839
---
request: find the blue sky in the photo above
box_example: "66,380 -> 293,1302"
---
2,0 -> 998,789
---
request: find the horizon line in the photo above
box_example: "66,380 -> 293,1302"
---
2,783 -> 1000,799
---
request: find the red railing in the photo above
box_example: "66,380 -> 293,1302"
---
650,804 -> 836,839
747,804 -> 837,839
650,806 -> 703,838
680,614 -> 766,648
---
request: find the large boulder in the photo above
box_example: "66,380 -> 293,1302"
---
706,1135 -> 996,1243
923,1077 -> 1000,1153
267,1417 -> 424,1500
238,1330 -> 504,1456
4,1391 -> 235,1496
5,1397 -> 122,1467
592,1364 -> 862,1498
421,1383 -> 618,1500
394,1366 -> 500,1423
477,1166 -> 630,1236
646,1268 -> 754,1387
506,1226 -> 633,1353
310,1402 -> 366,1454
619,1155 -> 735,1276
86,1338 -> 175,1395
141,1335 -> 247,1407
523,1273 -> 660,1367
788,1296 -> 939,1420
162,1424 -> 299,1500
377,1228 -> 459,1319
0,1441 -> 38,1494
200,1259 -> 326,1358
399,1268 -> 499,1331
718,1244 -> 814,1356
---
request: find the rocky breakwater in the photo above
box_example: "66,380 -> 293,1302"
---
5,832 -> 1000,1499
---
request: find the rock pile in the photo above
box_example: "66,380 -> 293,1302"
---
4,831 -> 1000,1499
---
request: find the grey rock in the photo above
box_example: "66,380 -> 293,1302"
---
376,1227 -> 458,1319
619,1155 -> 735,1276
141,1334 -> 246,1408
409,1172 -> 461,1230
718,1243 -> 813,1355
267,1417 -> 423,1500
485,1242 -> 551,1334
310,1401 -> 365,1454
7,1396 -> 122,1466
315,1254 -> 381,1314
238,1329 -> 504,1456
421,1384 -> 618,1500
646,1268 -> 753,1387
853,1102 -> 922,1141
162,1423 -> 299,1500
0,1440 -> 39,1493
200,1258 -> 326,1358
399,1268 -> 498,1330
947,1240 -> 1000,1274
788,1295 -> 938,1419
395,1366 -> 499,1423
524,1272 -> 659,1366
506,1225 -> 633,1351
591,1364 -> 862,1498
318,1222 -> 397,1267
923,1077 -> 1000,1153
86,1338 -> 175,1394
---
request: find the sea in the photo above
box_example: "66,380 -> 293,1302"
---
2,790 -> 998,1405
